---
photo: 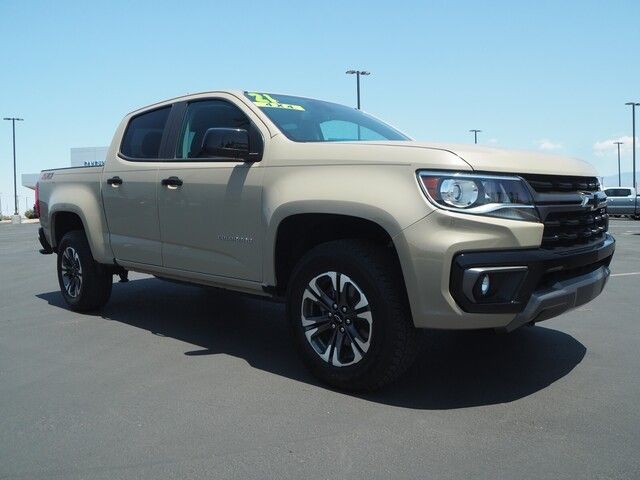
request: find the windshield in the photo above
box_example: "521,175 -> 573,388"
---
244,92 -> 410,142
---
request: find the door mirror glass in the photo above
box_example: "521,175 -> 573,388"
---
201,128 -> 249,159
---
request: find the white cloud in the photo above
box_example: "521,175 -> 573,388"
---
593,136 -> 637,157
537,139 -> 563,151
487,138 -> 499,145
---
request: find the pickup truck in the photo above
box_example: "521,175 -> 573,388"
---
603,187 -> 639,219
37,90 -> 615,391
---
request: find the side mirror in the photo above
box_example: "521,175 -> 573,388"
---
201,128 -> 250,159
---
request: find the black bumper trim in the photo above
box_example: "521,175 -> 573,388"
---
450,234 -> 615,314
502,264 -> 610,331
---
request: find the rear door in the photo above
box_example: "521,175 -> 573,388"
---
156,96 -> 266,281
101,106 -> 172,265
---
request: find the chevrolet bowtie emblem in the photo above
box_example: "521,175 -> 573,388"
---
580,193 -> 591,208
580,192 -> 599,210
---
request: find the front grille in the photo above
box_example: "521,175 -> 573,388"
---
521,174 -> 600,193
519,174 -> 609,249
541,207 -> 609,249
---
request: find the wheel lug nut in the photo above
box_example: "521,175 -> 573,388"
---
339,326 -> 345,332
341,306 -> 347,313
331,323 -> 336,329
345,319 -> 351,325
332,303 -> 338,310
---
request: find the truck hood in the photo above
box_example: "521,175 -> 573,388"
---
358,141 -> 599,177
270,138 -> 599,177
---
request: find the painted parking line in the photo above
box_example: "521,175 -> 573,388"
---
610,271 -> 640,277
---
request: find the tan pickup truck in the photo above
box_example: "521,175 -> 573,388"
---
36,90 -> 615,390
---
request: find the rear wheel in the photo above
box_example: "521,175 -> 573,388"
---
57,231 -> 112,311
286,240 -> 421,391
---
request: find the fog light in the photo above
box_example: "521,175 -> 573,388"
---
480,274 -> 490,296
461,265 -> 528,304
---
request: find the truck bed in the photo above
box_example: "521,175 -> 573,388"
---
38,165 -> 111,262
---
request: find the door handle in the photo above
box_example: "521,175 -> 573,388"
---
161,176 -> 183,187
107,176 -> 123,186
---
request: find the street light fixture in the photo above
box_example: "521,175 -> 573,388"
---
345,70 -> 371,110
469,129 -> 482,144
3,117 -> 24,223
625,102 -> 640,190
614,141 -> 624,187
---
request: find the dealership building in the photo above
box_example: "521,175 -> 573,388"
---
21,146 -> 108,190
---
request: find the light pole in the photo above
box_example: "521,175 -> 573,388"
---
3,117 -> 24,222
345,70 -> 371,110
625,102 -> 639,191
614,141 -> 624,187
469,129 -> 482,144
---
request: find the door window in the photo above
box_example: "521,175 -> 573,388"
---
176,100 -> 252,159
120,107 -> 171,159
605,188 -> 631,197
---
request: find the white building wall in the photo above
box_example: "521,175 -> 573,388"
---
70,146 -> 108,167
21,146 -> 109,191
21,173 -> 40,190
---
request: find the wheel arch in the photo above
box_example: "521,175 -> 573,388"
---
265,206 -> 407,296
44,179 -> 114,263
49,205 -> 111,263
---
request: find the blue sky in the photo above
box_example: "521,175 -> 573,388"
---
1,0 -> 639,213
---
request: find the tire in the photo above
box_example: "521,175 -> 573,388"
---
286,239 -> 421,392
57,230 -> 112,311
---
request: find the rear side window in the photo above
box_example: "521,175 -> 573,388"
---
120,107 -> 171,159
605,188 -> 631,197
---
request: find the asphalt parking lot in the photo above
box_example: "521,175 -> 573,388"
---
1,221 -> 639,479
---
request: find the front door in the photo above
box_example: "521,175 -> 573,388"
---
101,106 -> 172,266
157,98 -> 264,281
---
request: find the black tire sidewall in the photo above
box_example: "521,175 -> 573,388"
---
287,242 -> 406,389
56,231 -> 111,311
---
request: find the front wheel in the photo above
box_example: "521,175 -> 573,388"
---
286,240 -> 421,392
57,231 -> 112,311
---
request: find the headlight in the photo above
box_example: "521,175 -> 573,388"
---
417,171 -> 540,222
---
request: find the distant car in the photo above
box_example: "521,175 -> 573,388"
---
604,187 -> 639,219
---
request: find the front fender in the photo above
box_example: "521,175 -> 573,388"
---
260,163 -> 433,286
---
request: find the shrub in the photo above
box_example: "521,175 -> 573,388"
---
24,209 -> 37,219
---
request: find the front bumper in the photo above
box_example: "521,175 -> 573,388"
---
450,234 -> 615,317
504,263 -> 609,331
394,209 -> 614,330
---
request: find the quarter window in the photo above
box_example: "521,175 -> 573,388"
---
120,107 -> 171,159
